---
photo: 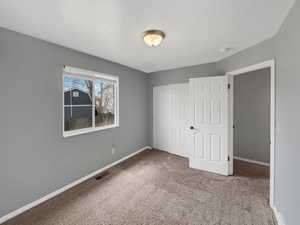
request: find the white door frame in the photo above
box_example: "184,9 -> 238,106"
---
226,59 -> 275,207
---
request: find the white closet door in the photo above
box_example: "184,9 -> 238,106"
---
189,76 -> 229,175
153,84 -> 190,158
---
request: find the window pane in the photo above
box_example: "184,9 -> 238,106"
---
64,76 -> 93,106
64,106 -> 92,131
94,80 -> 115,127
64,76 -> 72,105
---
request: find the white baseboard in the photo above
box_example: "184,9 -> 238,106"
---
233,156 -> 270,167
271,206 -> 286,225
0,146 -> 152,224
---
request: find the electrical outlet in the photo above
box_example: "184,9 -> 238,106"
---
112,147 -> 115,154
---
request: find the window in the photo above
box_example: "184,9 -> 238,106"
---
63,66 -> 119,137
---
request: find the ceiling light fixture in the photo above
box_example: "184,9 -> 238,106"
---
143,30 -> 166,47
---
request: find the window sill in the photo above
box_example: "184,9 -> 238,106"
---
63,124 -> 119,138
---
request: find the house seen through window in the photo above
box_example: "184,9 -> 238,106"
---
63,67 -> 119,137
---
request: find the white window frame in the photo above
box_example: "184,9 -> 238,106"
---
63,66 -> 119,138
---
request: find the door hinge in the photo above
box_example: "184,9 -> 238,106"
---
228,156 -> 230,161
227,84 -> 231,89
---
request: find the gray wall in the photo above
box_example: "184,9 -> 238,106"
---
218,2 -> 300,224
0,28 -> 149,218
233,68 -> 270,164
148,63 -> 218,86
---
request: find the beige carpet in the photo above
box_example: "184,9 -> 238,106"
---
3,149 -> 277,225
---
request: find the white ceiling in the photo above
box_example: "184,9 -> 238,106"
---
0,0 -> 295,73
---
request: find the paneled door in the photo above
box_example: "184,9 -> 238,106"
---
189,77 -> 229,175
153,84 -> 191,158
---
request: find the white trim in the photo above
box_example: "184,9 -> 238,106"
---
0,146 -> 152,224
64,105 -> 92,107
233,156 -> 270,167
271,206 -> 286,225
63,124 -> 119,138
63,66 -> 119,82
225,60 -> 275,76
226,59 -> 276,207
228,74 -> 234,175
62,66 -> 119,138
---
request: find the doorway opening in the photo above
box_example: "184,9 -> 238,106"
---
227,60 -> 275,207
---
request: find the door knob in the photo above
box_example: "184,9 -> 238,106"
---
190,126 -> 195,130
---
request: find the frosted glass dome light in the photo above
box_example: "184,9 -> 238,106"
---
143,30 -> 166,47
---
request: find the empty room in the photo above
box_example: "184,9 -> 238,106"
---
0,1 -> 299,225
